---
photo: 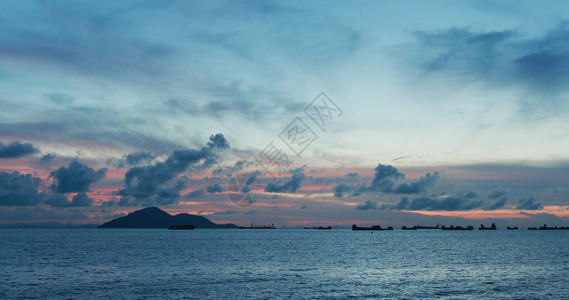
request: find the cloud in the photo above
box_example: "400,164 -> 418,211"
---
0,140 -> 39,159
0,206 -> 87,221
356,200 -> 378,210
206,183 -> 223,194
410,22 -> 569,108
0,1 -> 176,83
70,193 -> 94,207
125,151 -> 157,166
485,196 -> 509,210
213,210 -> 237,215
212,160 -> 250,177
368,164 -> 404,192
185,189 -> 205,199
34,153 -> 56,168
392,196 -> 483,211
264,167 -> 306,193
519,212 -> 565,224
49,160 -> 107,193
516,197 -> 543,210
115,133 -> 229,205
44,193 -> 93,208
461,191 -> 478,199
394,196 -> 410,210
101,199 -> 117,207
345,172 -> 360,178
393,172 -> 439,194
0,171 -> 43,206
333,183 -> 352,198
488,189 -> 507,199
354,164 -> 438,195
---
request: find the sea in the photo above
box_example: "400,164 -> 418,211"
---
1,229 -> 569,299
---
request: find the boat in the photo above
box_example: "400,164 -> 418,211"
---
239,223 -> 276,229
507,226 -> 518,230
401,226 -> 418,230
441,225 -> 474,231
168,225 -> 194,230
352,224 -> 393,231
479,223 -> 497,230
417,223 -> 442,229
534,224 -> 569,230
304,226 -> 332,230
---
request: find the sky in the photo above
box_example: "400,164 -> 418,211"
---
2,0 -> 569,227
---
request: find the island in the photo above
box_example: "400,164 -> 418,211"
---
98,207 -> 238,229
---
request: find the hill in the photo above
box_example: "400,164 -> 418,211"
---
98,207 -> 237,229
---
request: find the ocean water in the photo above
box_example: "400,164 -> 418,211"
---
1,229 -> 569,299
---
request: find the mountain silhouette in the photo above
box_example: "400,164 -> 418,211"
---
98,207 -> 237,228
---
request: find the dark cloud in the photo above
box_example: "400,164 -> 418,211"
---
368,164 -> 404,192
125,151 -> 156,166
333,183 -> 352,198
0,171 -> 43,206
462,191 -> 478,199
34,153 -> 56,168
264,167 -> 306,193
115,134 -> 229,206
244,210 -> 257,215
49,160 -> 107,193
516,197 -> 543,210
44,193 -> 93,208
70,193 -> 94,207
352,182 -> 367,196
238,170 -> 262,194
212,160 -> 250,177
394,196 -> 410,210
101,199 -> 117,207
0,206 -> 87,221
213,210 -> 237,215
488,189 -> 508,199
351,164 -> 438,195
394,172 -> 439,194
392,196 -> 483,211
185,189 -> 205,199
413,27 -> 514,77
410,22 -> 569,106
485,196 -> 508,210
0,140 -> 39,159
345,172 -> 360,178
356,200 -> 378,210
206,184 -> 223,194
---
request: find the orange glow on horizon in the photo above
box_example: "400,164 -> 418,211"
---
405,206 -> 569,220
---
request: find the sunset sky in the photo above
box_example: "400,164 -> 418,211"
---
2,0 -> 569,227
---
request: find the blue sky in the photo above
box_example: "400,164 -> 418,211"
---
1,1 -> 569,226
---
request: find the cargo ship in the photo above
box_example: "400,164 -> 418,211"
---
239,223 -> 276,229
417,223 -> 442,229
528,224 -> 569,230
479,223 -> 497,230
441,225 -> 474,230
401,226 -> 418,230
168,225 -> 194,230
352,224 -> 393,231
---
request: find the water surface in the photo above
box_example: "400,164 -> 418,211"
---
1,229 -> 568,299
